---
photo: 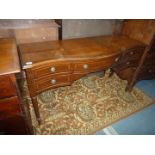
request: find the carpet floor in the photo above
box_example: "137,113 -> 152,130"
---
22,71 -> 154,135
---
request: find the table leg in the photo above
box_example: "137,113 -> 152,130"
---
125,83 -> 134,92
32,97 -> 41,125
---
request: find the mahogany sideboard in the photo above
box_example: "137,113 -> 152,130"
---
18,34 -> 147,124
0,38 -> 29,134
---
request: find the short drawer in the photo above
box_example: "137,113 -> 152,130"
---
35,74 -> 71,93
74,58 -> 116,73
113,59 -> 140,70
0,96 -> 21,120
121,47 -> 145,62
0,75 -> 17,99
32,62 -> 71,78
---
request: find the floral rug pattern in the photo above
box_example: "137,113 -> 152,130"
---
22,71 -> 154,134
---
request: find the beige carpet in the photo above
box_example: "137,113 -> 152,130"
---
22,70 -> 154,135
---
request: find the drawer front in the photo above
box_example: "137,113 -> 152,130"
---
121,47 -> 145,62
32,62 -> 71,79
74,58 -> 116,73
0,75 -> 17,99
35,74 -> 71,93
113,59 -> 139,70
0,96 -> 21,120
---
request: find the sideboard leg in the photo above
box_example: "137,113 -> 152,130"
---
32,97 -> 41,125
125,82 -> 134,92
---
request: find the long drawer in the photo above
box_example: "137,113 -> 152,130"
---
35,74 -> 71,93
31,61 -> 71,79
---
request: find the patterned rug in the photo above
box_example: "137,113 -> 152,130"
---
22,70 -> 154,135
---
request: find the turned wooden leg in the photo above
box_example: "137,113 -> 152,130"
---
32,97 -> 41,125
125,81 -> 136,92
125,84 -> 132,92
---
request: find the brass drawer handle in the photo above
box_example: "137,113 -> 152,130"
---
50,67 -> 56,72
83,64 -> 89,69
51,79 -> 56,85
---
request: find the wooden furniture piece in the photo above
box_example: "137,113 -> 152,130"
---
0,38 -> 28,134
0,20 -> 59,44
18,35 -> 147,124
110,20 -> 155,91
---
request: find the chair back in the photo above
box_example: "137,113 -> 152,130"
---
122,19 -> 155,45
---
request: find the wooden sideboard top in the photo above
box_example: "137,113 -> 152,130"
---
19,35 -> 145,69
0,38 -> 20,75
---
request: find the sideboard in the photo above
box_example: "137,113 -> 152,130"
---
18,34 -> 147,124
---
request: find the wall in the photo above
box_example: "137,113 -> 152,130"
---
62,19 -> 116,39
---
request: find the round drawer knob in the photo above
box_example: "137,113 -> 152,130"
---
148,69 -> 152,73
83,64 -> 89,69
126,61 -> 130,65
51,79 -> 56,85
130,51 -> 134,55
50,67 -> 56,72
115,57 -> 119,62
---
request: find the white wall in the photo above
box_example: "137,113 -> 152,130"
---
62,19 -> 116,39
